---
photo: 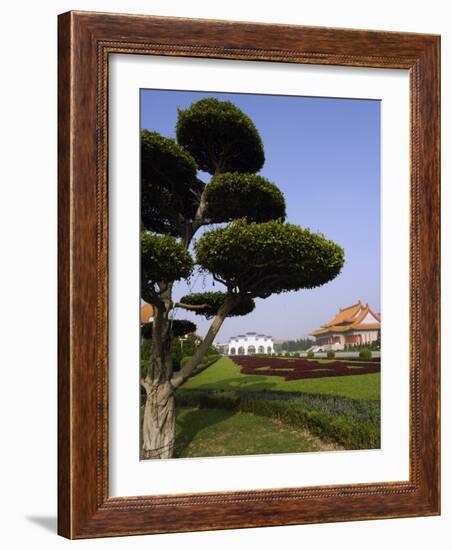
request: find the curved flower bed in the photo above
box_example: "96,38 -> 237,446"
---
230,355 -> 380,380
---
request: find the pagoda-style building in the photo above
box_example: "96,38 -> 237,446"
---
309,301 -> 380,350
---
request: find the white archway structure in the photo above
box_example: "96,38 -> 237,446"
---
227,332 -> 275,356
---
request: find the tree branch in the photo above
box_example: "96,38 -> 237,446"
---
181,177 -> 213,248
171,295 -> 237,389
174,301 -> 209,311
194,187 -> 207,224
141,285 -> 165,310
212,274 -> 227,285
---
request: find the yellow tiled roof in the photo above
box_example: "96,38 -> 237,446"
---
322,302 -> 363,328
309,302 -> 380,336
140,303 -> 155,323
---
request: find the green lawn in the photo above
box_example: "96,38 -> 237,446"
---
174,407 -> 339,458
181,356 -> 380,401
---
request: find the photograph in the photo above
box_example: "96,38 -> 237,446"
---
139,89 -> 381,460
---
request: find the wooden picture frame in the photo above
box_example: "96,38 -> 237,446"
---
58,10 -> 440,539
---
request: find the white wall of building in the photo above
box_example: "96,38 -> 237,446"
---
228,333 -> 274,355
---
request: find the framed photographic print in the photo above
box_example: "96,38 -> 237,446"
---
58,11 -> 440,538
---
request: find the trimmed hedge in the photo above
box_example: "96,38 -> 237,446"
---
336,355 -> 380,363
175,389 -> 380,450
359,348 -> 372,360
180,354 -> 220,370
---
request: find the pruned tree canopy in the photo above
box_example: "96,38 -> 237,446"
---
205,173 -> 286,223
141,130 -> 203,235
141,319 -> 197,340
176,98 -> 265,175
195,219 -> 345,298
141,232 -> 193,287
178,291 -> 255,319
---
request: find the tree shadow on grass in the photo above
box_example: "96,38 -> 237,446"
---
174,408 -> 235,458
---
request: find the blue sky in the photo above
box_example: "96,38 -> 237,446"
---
140,89 -> 380,342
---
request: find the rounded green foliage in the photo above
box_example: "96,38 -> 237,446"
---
195,219 -> 345,298
141,232 -> 193,288
179,291 -> 255,319
141,179 -> 204,236
205,173 -> 286,223
141,319 -> 197,340
176,98 -> 265,175
141,129 -> 197,189
173,319 -> 197,337
141,130 -> 203,234
141,181 -> 176,235
359,348 -> 372,360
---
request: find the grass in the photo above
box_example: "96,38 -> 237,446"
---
182,357 -> 380,401
174,408 -> 339,458
141,357 -> 380,459
175,390 -> 380,450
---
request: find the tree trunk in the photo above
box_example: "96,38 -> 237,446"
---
141,291 -> 239,458
141,293 -> 176,459
142,379 -> 175,459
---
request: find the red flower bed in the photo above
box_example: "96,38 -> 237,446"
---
230,356 -> 380,380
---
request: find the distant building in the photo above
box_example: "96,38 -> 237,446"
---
213,342 -> 229,355
227,332 -> 275,355
309,301 -> 380,351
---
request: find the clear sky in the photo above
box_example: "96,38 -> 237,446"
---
140,89 -> 381,343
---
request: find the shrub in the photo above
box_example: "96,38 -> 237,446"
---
326,350 -> 335,359
307,351 -> 314,359
359,348 -> 372,360
340,356 -> 380,363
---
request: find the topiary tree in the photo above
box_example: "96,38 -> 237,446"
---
140,97 -> 345,459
